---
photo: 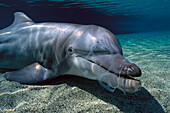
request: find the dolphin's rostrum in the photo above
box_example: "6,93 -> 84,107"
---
0,12 -> 142,93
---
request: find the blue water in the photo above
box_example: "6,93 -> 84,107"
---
0,0 -> 169,112
0,0 -> 170,34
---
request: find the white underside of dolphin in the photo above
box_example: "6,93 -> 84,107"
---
0,12 -> 142,93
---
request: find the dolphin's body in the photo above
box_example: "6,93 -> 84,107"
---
0,12 -> 142,93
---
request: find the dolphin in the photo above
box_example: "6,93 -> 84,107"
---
0,12 -> 142,93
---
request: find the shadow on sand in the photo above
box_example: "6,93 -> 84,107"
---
33,75 -> 165,113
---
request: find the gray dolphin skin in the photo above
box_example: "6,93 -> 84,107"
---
0,12 -> 142,93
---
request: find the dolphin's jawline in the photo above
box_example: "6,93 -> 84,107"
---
77,55 -> 138,81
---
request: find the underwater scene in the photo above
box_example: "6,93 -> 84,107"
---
0,0 -> 169,112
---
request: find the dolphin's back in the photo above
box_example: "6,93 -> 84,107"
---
0,12 -> 36,70
0,12 -> 34,42
0,12 -> 77,70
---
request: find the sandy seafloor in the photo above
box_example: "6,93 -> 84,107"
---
0,31 -> 169,113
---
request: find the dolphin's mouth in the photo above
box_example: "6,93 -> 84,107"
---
86,57 -> 139,80
80,54 -> 140,80
86,58 -> 119,75
76,54 -> 142,93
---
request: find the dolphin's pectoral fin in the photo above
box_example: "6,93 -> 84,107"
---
4,63 -> 56,84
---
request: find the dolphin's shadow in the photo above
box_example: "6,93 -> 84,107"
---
33,75 -> 165,113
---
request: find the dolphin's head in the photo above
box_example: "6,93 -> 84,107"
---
63,25 -> 142,93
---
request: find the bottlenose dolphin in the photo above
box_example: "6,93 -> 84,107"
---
0,12 -> 142,93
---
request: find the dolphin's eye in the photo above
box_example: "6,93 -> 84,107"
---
68,47 -> 74,55
68,48 -> 72,52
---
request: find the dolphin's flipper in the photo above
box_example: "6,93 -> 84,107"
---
4,63 -> 56,84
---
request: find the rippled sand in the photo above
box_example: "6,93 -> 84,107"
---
0,31 -> 169,112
